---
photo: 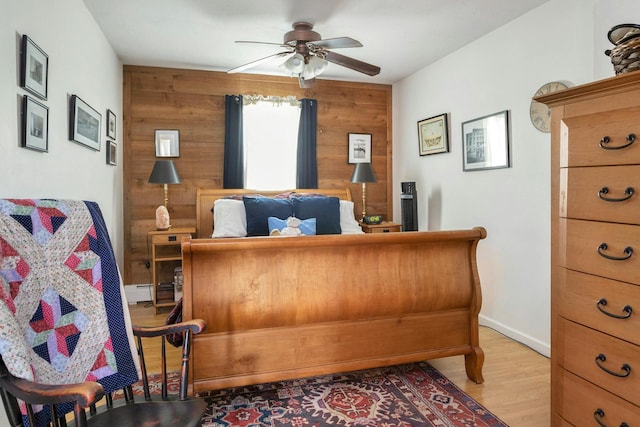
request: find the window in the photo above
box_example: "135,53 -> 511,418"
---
243,96 -> 300,190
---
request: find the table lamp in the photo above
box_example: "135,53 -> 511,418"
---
149,160 -> 181,229
350,162 -> 377,220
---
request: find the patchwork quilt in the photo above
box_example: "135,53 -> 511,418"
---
0,199 -> 139,426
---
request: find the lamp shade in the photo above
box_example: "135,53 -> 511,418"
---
350,162 -> 377,183
282,53 -> 305,75
149,160 -> 181,184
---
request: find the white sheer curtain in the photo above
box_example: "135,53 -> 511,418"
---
243,95 -> 300,190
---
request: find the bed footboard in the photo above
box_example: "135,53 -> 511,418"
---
182,228 -> 487,391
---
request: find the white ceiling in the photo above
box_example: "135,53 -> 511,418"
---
83,0 -> 548,85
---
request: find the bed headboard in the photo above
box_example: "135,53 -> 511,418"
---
195,188 -> 352,238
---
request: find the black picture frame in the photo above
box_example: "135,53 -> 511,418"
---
154,129 -> 180,157
69,95 -> 101,151
347,133 -> 372,164
106,140 -> 117,165
107,109 -> 116,139
461,110 -> 510,171
417,113 -> 449,156
21,95 -> 48,152
20,35 -> 48,100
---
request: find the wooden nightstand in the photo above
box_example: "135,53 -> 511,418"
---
148,227 -> 195,313
359,221 -> 402,233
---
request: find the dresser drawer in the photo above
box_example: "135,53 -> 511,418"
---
558,318 -> 640,406
557,369 -> 639,426
560,165 -> 640,224
561,107 -> 640,167
561,218 -> 640,285
558,269 -> 640,345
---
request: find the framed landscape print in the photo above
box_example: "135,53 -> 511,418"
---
70,95 -> 101,151
21,95 -> 48,152
20,35 -> 48,100
417,113 -> 449,156
461,110 -> 510,171
348,133 -> 372,163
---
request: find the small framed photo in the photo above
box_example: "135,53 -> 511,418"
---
348,133 -> 372,164
106,109 -> 116,139
462,110 -> 510,171
69,95 -> 101,151
106,140 -> 117,165
418,113 -> 449,156
20,35 -> 48,100
155,129 -> 180,157
21,95 -> 48,152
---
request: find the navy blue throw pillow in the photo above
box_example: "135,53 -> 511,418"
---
291,196 -> 341,235
243,196 -> 293,236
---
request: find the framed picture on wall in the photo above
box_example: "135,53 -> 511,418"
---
69,95 -> 101,151
461,110 -> 510,171
417,113 -> 449,156
21,95 -> 48,152
348,133 -> 372,163
155,130 -> 180,157
106,140 -> 117,165
107,109 -> 116,139
20,35 -> 48,100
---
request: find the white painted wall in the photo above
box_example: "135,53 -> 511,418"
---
392,0 -> 640,356
0,0 -> 123,265
0,2 -> 122,423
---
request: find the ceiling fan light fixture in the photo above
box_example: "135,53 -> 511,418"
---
302,55 -> 328,80
282,53 -> 305,75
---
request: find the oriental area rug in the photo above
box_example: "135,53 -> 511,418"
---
194,361 -> 508,427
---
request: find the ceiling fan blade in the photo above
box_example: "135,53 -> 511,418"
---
228,51 -> 292,74
298,76 -> 316,88
312,37 -> 362,49
235,40 -> 289,48
323,50 -> 380,76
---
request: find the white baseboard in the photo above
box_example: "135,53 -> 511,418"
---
124,284 -> 152,304
479,314 -> 550,358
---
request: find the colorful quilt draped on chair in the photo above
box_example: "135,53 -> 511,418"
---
0,199 -> 140,426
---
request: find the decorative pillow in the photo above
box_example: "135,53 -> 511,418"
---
339,200 -> 365,234
243,196 -> 294,236
212,199 -> 247,237
268,216 -> 316,236
291,196 -> 341,235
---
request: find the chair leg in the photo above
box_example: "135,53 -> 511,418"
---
74,403 -> 88,427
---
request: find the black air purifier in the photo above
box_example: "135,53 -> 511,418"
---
400,182 -> 418,231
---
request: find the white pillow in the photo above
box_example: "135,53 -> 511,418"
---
339,200 -> 364,234
212,199 -> 247,237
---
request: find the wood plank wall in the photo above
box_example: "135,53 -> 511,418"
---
123,66 -> 393,285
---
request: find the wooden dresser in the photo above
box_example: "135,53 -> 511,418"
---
538,73 -> 640,425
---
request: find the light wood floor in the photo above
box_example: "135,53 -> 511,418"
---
128,303 -> 550,426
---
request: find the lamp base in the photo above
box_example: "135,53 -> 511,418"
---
155,205 -> 171,230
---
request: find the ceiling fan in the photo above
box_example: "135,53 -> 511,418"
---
227,22 -> 381,88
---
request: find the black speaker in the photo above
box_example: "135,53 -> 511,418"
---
401,182 -> 418,231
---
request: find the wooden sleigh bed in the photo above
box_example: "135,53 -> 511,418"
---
182,188 -> 487,392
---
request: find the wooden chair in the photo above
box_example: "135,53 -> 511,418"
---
0,199 -> 207,426
0,319 -> 207,427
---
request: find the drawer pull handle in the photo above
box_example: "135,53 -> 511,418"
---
597,186 -> 635,202
595,354 -> 631,378
594,408 -> 630,427
599,133 -> 636,150
597,298 -> 633,319
597,243 -> 633,261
